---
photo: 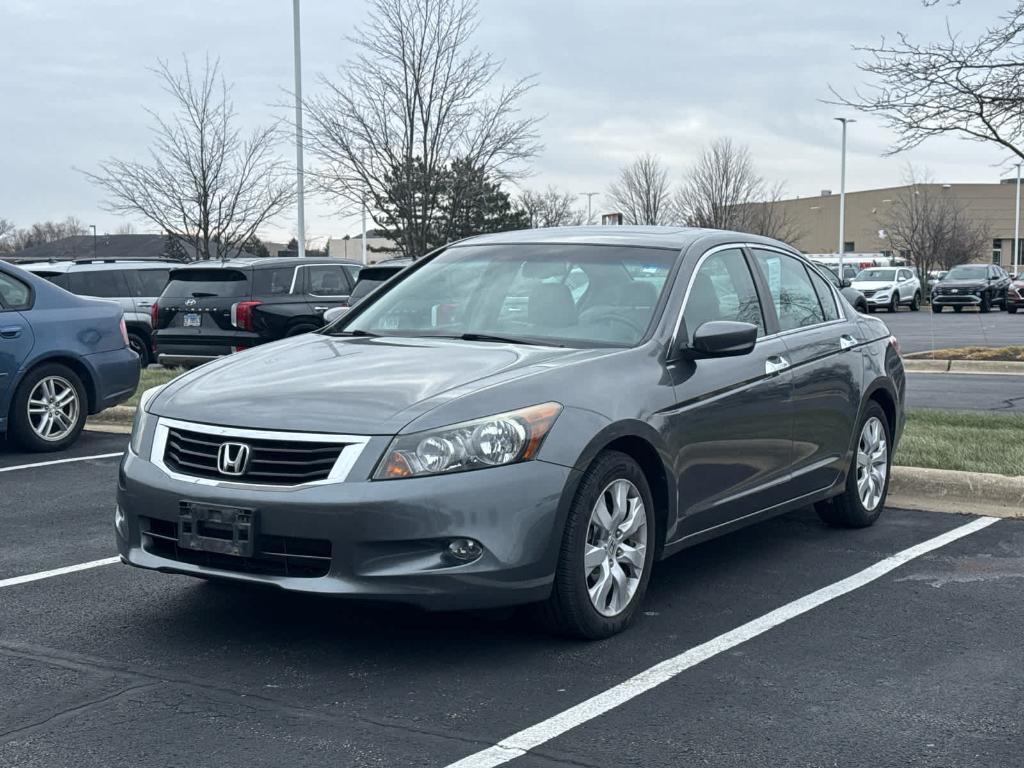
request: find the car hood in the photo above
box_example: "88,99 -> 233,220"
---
935,279 -> 985,290
850,280 -> 895,291
150,333 -> 612,434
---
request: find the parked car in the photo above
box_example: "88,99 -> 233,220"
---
850,267 -> 922,312
0,261 -> 139,451
321,258 -> 415,325
926,270 -> 949,293
813,264 -> 868,313
118,227 -> 905,638
931,263 -> 1011,313
23,259 -> 176,366
151,257 -> 362,367
1004,274 -> 1024,314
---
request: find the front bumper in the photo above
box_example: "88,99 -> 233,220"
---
863,293 -> 895,307
116,449 -> 576,610
932,293 -> 981,306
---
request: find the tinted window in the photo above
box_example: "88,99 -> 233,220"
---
0,272 -> 31,310
946,264 -> 988,280
306,265 -> 350,296
135,269 -> 169,297
752,250 -> 825,331
162,269 -> 250,298
350,268 -> 402,303
70,270 -> 130,298
33,271 -> 69,290
807,267 -> 839,321
252,267 -> 297,296
683,248 -> 764,338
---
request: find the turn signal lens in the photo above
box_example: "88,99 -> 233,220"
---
373,402 -> 562,480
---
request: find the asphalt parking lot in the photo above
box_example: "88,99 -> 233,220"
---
877,305 -> 1023,354
2,432 -> 1022,767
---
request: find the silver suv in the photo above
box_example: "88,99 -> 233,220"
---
24,259 -> 176,365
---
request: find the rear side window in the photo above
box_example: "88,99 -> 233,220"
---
807,266 -> 839,321
752,249 -> 825,331
305,265 -> 350,296
252,267 -> 297,296
682,248 -> 764,338
70,270 -> 131,298
134,269 -> 170,297
0,272 -> 32,310
162,269 -> 250,298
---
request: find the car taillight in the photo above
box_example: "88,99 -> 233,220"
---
119,318 -> 129,347
888,334 -> 901,356
230,300 -> 262,331
150,301 -> 159,328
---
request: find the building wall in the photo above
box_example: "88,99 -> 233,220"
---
327,237 -> 399,263
774,183 -> 1023,267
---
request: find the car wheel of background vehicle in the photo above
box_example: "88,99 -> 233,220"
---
127,332 -> 151,366
889,294 -> 898,313
1009,306 -> 1019,314
8,363 -> 87,452
815,401 -> 891,529
538,450 -> 655,639
856,299 -> 868,314
910,292 -> 921,311
980,293 -> 991,313
286,324 -> 318,337
953,305 -> 963,313
931,303 -> 943,313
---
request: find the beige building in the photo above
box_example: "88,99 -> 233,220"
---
774,181 -> 1023,268
327,235 -> 398,263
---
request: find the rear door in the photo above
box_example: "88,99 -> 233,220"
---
0,269 -> 36,410
751,247 -> 862,498
298,263 -> 353,320
69,269 -> 133,316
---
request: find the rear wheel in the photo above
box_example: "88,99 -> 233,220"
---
539,451 -> 655,639
815,402 -> 891,529
910,292 -> 921,311
127,331 -> 151,366
8,364 -> 87,452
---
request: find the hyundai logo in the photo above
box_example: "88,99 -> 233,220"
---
185,297 -> 198,308
217,442 -> 251,476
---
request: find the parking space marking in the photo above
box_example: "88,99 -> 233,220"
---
0,452 -> 123,474
0,556 -> 120,589
445,516 -> 1000,768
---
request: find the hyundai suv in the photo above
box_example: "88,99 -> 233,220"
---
151,257 -> 361,367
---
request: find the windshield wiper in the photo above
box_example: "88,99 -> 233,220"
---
331,328 -> 379,337
190,291 -> 217,298
454,332 -> 562,347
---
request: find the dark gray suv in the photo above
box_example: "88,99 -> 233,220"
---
117,227 -> 905,638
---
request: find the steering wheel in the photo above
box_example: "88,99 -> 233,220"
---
591,313 -> 643,338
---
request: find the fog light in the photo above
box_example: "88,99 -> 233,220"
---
114,505 -> 127,539
446,538 -> 483,563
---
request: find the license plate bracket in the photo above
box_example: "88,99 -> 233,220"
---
183,312 -> 201,327
178,502 -> 255,557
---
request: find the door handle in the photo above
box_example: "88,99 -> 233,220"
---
765,355 -> 790,375
839,334 -> 858,350
0,326 -> 23,339
314,306 -> 329,313
137,302 -> 152,308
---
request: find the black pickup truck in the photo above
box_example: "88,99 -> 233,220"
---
152,257 -> 361,367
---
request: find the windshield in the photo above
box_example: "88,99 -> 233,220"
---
855,268 -> 896,282
334,244 -> 678,346
945,265 -> 988,280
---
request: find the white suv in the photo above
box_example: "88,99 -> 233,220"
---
850,267 -> 922,313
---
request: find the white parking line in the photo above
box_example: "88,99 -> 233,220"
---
0,556 -> 121,589
445,516 -> 1000,768
0,452 -> 123,474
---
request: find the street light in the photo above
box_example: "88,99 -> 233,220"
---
1014,162 -> 1021,276
292,0 -> 306,258
90,224 -> 96,256
579,192 -> 599,225
835,118 -> 855,278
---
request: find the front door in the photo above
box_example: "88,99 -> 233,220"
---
664,246 -> 795,538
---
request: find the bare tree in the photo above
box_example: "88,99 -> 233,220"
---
303,0 -> 541,258
0,218 -> 15,253
832,3 -> 1024,160
113,222 -> 137,235
607,154 -> 672,225
83,56 -> 294,260
518,187 -> 585,228
745,182 -> 806,243
880,167 -> 990,281
3,216 -> 88,252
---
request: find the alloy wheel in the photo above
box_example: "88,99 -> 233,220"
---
856,416 -> 888,511
584,478 -> 648,617
27,375 -> 80,442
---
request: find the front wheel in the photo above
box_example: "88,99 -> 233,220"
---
910,292 -> 921,311
954,305 -> 963,313
8,364 -> 87,452
889,294 -> 899,313
539,451 -> 655,639
931,303 -> 943,313
980,294 -> 991,313
815,402 -> 891,528
1009,306 -> 1019,314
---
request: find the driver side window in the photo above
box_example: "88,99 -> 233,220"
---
682,248 -> 765,341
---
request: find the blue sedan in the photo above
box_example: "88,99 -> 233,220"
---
0,261 -> 140,451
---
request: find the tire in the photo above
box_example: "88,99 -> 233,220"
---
931,303 -> 943,313
980,293 -> 991,313
888,294 -> 899,313
954,305 -> 963,313
538,450 -> 656,639
127,332 -> 151,367
1009,306 -> 1019,314
815,401 -> 891,529
910,292 -> 921,311
8,363 -> 87,452
286,324 -> 317,337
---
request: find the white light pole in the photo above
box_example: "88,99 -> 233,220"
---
292,0 -> 306,258
361,197 -> 368,265
1014,162 -> 1021,275
835,117 -> 855,278
580,192 -> 599,225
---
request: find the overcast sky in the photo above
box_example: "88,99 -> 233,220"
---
0,0 -> 1015,244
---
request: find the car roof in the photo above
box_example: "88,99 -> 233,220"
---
22,259 -> 181,274
452,225 -> 796,252
169,256 -> 362,271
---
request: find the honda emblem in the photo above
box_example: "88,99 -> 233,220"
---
217,442 -> 251,476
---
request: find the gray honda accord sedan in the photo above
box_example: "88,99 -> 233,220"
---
117,227 -> 905,638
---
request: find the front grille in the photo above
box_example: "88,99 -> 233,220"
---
163,426 -> 347,485
861,289 -> 877,298
142,517 -> 331,578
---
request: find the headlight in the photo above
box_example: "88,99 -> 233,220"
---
374,402 -> 562,480
129,385 -> 164,456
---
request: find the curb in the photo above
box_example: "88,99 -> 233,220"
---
888,465 -> 1024,518
86,405 -> 136,429
904,358 -> 1024,375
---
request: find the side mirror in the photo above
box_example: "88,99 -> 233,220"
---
680,321 -> 759,359
841,278 -> 852,288
322,306 -> 349,325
